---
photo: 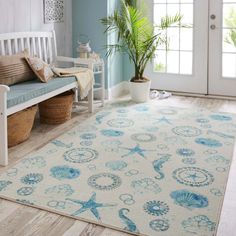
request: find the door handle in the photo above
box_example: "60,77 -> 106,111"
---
210,14 -> 216,20
210,25 -> 216,30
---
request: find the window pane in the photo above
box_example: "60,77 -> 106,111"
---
154,0 -> 166,3
222,53 -> 236,78
180,52 -> 192,74
154,51 -> 166,73
181,4 -> 193,25
167,51 -> 179,73
167,28 -> 180,50
222,2 -> 236,78
167,4 -> 180,17
154,4 -> 167,25
180,28 -> 193,51
223,4 -> 236,28
153,0 -> 194,75
167,0 -> 179,3
223,29 -> 236,53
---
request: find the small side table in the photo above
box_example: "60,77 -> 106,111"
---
74,58 -> 105,107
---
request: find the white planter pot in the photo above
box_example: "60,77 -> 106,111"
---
129,80 -> 151,103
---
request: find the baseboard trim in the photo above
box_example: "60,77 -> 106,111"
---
105,83 -> 236,101
106,81 -> 130,100
170,91 -> 236,101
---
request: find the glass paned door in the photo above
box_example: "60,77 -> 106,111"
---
153,0 -> 194,75
209,0 -> 236,97
145,0 -> 208,94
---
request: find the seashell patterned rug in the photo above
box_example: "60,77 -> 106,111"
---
0,100 -> 236,236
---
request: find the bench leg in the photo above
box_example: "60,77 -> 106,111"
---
72,87 -> 79,109
0,86 -> 9,166
0,112 -> 8,166
101,62 -> 105,107
74,87 -> 79,103
88,87 -> 94,113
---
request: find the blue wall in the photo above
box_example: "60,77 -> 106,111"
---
72,0 -> 130,89
72,0 -> 107,57
107,0 -> 124,88
123,55 -> 134,82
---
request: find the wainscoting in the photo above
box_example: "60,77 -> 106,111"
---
0,0 -> 72,57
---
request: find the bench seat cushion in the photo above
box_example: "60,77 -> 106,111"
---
7,77 -> 77,108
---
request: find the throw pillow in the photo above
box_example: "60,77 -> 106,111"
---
25,57 -> 54,83
0,51 -> 36,86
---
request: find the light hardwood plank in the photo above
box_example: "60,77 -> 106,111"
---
79,223 -> 105,236
0,206 -> 40,236
62,221 -> 89,236
15,211 -> 60,236
42,216 -> 75,236
0,200 -> 21,222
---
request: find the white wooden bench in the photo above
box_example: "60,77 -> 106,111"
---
0,31 -> 94,166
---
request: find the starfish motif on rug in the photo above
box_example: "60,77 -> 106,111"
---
121,144 -> 154,159
66,192 -> 116,220
155,116 -> 172,125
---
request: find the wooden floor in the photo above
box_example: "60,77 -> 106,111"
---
0,95 -> 236,236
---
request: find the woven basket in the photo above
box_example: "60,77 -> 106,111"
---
8,106 -> 37,148
39,91 -> 74,125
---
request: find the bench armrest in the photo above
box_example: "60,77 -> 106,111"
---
0,85 -> 10,93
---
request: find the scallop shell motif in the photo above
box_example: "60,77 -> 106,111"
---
170,190 -> 208,209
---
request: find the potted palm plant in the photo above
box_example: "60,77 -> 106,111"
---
101,0 -> 182,102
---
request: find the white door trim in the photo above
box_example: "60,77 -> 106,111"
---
145,0 -> 209,94
208,0 -> 236,97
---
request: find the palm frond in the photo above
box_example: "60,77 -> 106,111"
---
160,14 -> 183,29
125,0 -> 137,7
101,0 -> 181,79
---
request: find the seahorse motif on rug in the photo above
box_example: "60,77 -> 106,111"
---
153,155 -> 171,180
119,208 -> 139,233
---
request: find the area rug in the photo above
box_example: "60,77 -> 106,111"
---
0,101 -> 236,236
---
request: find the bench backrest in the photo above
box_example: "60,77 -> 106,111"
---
0,31 -> 57,64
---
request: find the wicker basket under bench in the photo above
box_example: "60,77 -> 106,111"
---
0,31 -> 94,166
8,105 -> 38,148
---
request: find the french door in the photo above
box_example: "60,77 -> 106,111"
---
146,0 -> 236,97
209,0 -> 236,97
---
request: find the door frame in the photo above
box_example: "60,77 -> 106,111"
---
145,0 -> 209,94
208,0 -> 236,97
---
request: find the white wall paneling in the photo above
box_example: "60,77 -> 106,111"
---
0,0 -> 72,56
0,0 -> 14,33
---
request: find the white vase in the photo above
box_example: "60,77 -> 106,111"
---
129,80 -> 151,103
